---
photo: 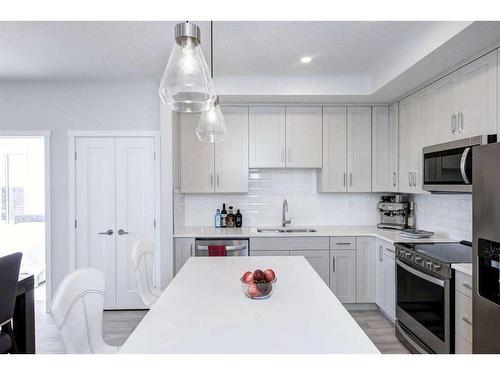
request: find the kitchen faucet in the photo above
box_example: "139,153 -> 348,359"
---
282,199 -> 292,227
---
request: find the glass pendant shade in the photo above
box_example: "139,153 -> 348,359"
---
159,22 -> 216,112
196,99 -> 227,143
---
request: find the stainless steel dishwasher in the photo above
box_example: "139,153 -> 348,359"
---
194,238 -> 249,256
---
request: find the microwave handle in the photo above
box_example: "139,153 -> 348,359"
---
460,147 -> 471,184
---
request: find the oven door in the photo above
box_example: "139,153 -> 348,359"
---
396,259 -> 451,353
423,145 -> 472,192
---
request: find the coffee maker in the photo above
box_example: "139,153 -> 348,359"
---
377,194 -> 408,230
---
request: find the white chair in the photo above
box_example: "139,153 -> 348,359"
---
50,268 -> 119,354
132,239 -> 161,308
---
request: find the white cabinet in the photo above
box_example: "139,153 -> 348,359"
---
290,250 -> 330,285
251,250 -> 289,256
317,107 -> 347,192
347,107 -> 372,192
318,107 -> 371,192
372,107 -> 390,192
249,106 -> 322,169
375,239 -> 396,321
356,237 -> 376,303
249,107 -> 286,168
431,71 -> 460,144
454,270 -> 473,353
174,238 -> 194,275
330,249 -> 356,303
388,103 -> 399,191
180,107 -> 249,193
285,107 -> 323,168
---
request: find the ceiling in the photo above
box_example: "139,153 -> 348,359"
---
1,21 -> 500,102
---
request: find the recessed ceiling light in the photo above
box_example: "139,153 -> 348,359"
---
300,56 -> 312,63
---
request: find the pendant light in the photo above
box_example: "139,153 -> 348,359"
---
195,21 -> 227,143
159,21 -> 216,112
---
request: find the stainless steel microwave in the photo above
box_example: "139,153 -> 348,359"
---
423,135 -> 497,193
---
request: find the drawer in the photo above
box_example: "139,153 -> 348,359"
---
455,271 -> 472,297
384,246 -> 395,259
330,237 -> 356,250
250,250 -> 290,256
455,334 -> 472,354
455,291 -> 472,343
251,237 -> 329,251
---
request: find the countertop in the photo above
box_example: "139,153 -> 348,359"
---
452,263 -> 472,276
120,256 -> 379,354
174,225 -> 458,244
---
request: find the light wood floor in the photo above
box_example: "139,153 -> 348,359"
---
35,298 -> 408,354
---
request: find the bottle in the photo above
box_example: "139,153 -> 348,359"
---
227,206 -> 235,228
221,203 -> 227,228
235,209 -> 243,228
407,201 -> 416,229
215,209 -> 221,228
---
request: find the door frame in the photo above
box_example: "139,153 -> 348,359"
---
67,130 -> 162,288
0,130 -> 52,311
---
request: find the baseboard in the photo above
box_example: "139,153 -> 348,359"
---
343,303 -> 379,311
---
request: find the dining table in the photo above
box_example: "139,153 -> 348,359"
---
120,256 -> 379,354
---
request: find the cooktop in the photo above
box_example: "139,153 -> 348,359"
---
409,242 -> 472,264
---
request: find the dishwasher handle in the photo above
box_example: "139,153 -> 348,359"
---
196,245 -> 247,251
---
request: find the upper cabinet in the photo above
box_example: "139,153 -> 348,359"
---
318,107 -> 372,192
372,107 -> 390,192
180,106 -> 249,193
388,103 -> 399,191
249,106 -> 322,169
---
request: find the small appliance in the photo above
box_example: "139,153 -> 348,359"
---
377,195 -> 408,230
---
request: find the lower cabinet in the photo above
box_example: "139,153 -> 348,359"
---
356,237 -> 376,303
174,238 -> 194,275
330,250 -> 357,303
375,239 -> 396,321
290,250 -> 330,286
251,250 -> 289,256
454,270 -> 473,353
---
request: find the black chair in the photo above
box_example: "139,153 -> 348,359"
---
0,252 -> 22,354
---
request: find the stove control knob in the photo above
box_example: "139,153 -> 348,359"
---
424,261 -> 432,269
433,264 -> 441,272
405,251 -> 412,259
414,256 -> 422,263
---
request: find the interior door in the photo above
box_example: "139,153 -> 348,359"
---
75,138 -> 117,308
347,107 -> 372,192
115,138 -> 156,309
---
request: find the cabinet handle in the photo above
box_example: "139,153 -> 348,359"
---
462,316 -> 472,325
343,172 -> 346,187
458,111 -> 464,133
332,256 -> 336,271
462,283 -> 472,290
408,172 -> 411,187
412,172 -> 417,187
393,172 -> 396,187
452,114 -> 457,135
210,174 -> 214,188
217,173 -> 220,188
379,246 -> 383,261
336,242 -> 352,245
350,172 -> 353,186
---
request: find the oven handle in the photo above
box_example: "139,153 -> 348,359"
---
196,245 -> 247,251
396,259 -> 445,287
460,147 -> 471,184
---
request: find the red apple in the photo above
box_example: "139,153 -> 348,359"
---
241,271 -> 254,284
264,269 -> 276,282
253,269 -> 265,282
246,283 -> 261,298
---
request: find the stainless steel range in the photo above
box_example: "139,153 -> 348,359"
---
395,241 -> 472,354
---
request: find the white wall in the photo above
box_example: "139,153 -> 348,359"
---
0,80 -> 161,298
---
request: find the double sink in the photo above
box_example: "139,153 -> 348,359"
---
256,227 -> 318,233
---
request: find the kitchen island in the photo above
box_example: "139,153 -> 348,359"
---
120,256 -> 380,354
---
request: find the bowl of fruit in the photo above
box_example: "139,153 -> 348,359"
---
241,269 -> 276,299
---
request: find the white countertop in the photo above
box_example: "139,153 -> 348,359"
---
452,263 -> 472,276
120,256 -> 380,354
174,225 -> 457,244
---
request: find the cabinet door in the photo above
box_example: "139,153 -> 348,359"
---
215,107 -> 249,193
317,107 -> 347,192
414,87 -> 433,192
251,250 -> 290,256
383,251 -> 396,321
330,250 -> 356,303
249,107 -> 286,168
388,103 -> 399,191
347,107 -> 372,192
356,237 -> 376,303
431,71 -> 460,144
459,50 -> 497,139
285,107 -> 323,168
375,240 -> 385,309
399,95 -> 416,193
174,238 -> 194,275
372,107 -> 390,192
180,113 -> 215,193
290,250 -> 329,285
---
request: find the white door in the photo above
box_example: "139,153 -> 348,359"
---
330,250 -> 356,303
388,103 -> 399,191
249,107 -> 286,168
356,237 -> 376,303
347,107 -> 372,192
318,107 -> 347,192
180,113 -> 215,193
372,107 -> 390,192
375,240 -> 385,309
458,50 -> 497,139
290,250 -> 329,285
115,138 -> 156,308
75,138 -> 117,308
215,107 -> 249,193
431,71 -> 460,144
383,250 -> 396,320
285,107 -> 323,168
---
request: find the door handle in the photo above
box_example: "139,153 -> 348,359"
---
462,283 -> 472,290
117,229 -> 129,235
413,172 -> 417,187
98,229 -> 113,235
